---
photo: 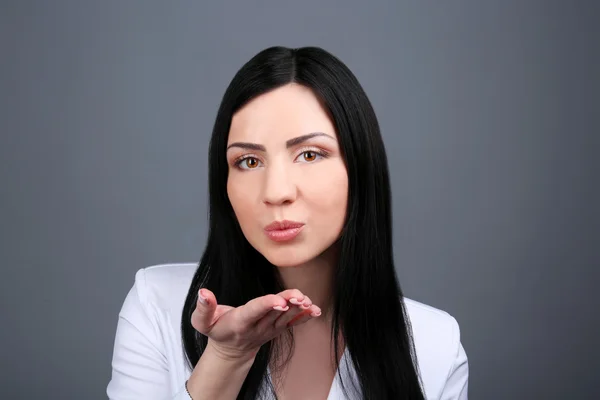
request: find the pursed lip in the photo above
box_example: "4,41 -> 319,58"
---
264,220 -> 305,231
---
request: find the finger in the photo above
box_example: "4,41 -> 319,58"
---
276,289 -> 306,304
299,295 -> 312,309
191,288 -> 218,334
256,295 -> 314,331
274,302 -> 316,329
278,308 -> 312,328
309,304 -> 322,316
238,294 -> 289,326
287,309 -> 320,327
255,308 -> 289,331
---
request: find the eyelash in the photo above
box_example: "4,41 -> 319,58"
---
233,147 -> 329,170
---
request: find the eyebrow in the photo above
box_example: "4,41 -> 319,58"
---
226,132 -> 335,152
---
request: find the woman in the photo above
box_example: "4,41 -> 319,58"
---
107,46 -> 468,399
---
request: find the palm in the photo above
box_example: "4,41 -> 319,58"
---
213,304 -> 234,324
190,288 -> 322,356
205,304 -> 254,344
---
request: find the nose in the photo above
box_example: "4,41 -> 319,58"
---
262,160 -> 297,206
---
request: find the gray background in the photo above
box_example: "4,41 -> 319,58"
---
1,1 -> 598,399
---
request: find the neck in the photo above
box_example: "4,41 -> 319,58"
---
275,245 -> 337,318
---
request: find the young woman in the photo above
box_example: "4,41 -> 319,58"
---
107,46 -> 469,400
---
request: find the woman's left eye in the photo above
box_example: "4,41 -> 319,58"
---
296,150 -> 323,163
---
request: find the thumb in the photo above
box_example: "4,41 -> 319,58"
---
191,288 -> 218,334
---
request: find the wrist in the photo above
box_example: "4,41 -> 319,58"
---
186,341 -> 258,398
206,339 -> 258,365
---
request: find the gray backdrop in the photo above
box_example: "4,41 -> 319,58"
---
1,1 -> 598,399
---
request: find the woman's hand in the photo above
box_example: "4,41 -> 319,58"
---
191,288 -> 321,361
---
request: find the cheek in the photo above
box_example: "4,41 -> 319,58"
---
227,175 -> 256,228
304,163 -> 348,226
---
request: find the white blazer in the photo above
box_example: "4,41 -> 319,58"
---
107,263 -> 469,399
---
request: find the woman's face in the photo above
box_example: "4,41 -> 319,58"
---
226,83 -> 348,267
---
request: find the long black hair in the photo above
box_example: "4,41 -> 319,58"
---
181,46 -> 425,399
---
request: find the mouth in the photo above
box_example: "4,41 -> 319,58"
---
264,220 -> 305,242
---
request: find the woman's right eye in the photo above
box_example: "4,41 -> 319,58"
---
236,157 -> 262,170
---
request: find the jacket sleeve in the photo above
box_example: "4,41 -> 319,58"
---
438,317 -> 469,400
106,269 -> 191,400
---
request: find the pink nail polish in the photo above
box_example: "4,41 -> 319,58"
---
198,289 -> 208,305
289,298 -> 302,305
273,305 -> 289,311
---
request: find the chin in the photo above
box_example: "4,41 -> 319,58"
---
259,243 -> 316,268
263,252 -> 311,268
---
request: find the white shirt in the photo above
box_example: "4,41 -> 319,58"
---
107,263 -> 469,399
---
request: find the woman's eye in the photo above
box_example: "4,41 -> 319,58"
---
303,151 -> 317,162
245,158 -> 259,168
297,151 -> 322,163
237,157 -> 261,169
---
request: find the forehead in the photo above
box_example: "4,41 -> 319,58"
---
228,83 -> 336,143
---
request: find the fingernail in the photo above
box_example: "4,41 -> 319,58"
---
198,289 -> 208,305
273,305 -> 289,311
311,310 -> 321,317
289,298 -> 302,305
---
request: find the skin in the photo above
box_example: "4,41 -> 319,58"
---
187,83 -> 349,400
226,82 -> 348,312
